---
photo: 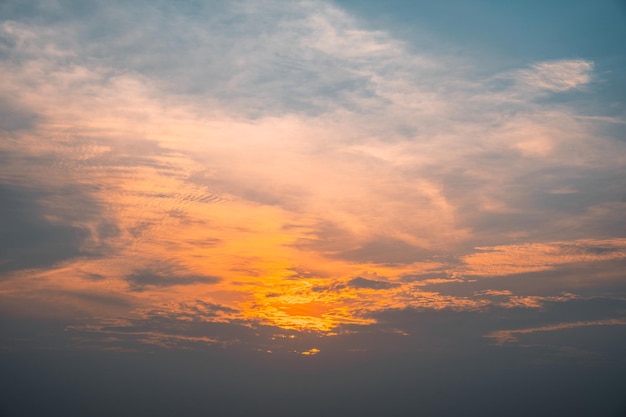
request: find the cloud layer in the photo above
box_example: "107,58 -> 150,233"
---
0,0 -> 624,360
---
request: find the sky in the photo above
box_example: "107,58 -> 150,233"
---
1,0 -> 625,416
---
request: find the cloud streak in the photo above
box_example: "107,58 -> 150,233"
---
486,317 -> 626,345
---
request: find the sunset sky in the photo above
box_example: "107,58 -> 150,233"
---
1,1 -> 625,416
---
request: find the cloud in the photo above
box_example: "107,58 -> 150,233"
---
134,300 -> 239,322
333,237 -> 429,264
347,277 -> 399,290
124,269 -> 221,292
0,184 -> 90,273
1,3 -> 625,416
513,59 -> 594,92
462,238 -> 626,277
0,96 -> 39,132
486,318 -> 626,345
1,0 -> 621,260
0,0 -> 624,353
300,347 -> 320,356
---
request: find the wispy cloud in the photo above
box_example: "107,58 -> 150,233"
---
462,239 -> 626,276
486,317 -> 626,345
513,59 -> 594,92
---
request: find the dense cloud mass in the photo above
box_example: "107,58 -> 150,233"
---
0,0 -> 625,416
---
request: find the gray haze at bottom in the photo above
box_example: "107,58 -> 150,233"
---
1,344 -> 624,417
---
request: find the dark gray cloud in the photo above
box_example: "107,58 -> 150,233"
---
453,258 -> 626,298
0,184 -> 89,274
333,236 -> 428,264
293,222 -> 431,264
310,276 -> 400,293
291,220 -> 355,254
81,272 -> 106,281
0,287 -> 134,320
429,161 -> 626,251
124,269 -> 221,291
360,296 -> 626,356
400,271 -> 459,282
136,300 -> 239,322
0,97 -> 39,132
347,276 -> 399,290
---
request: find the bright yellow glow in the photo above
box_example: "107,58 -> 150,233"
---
301,348 -> 321,356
